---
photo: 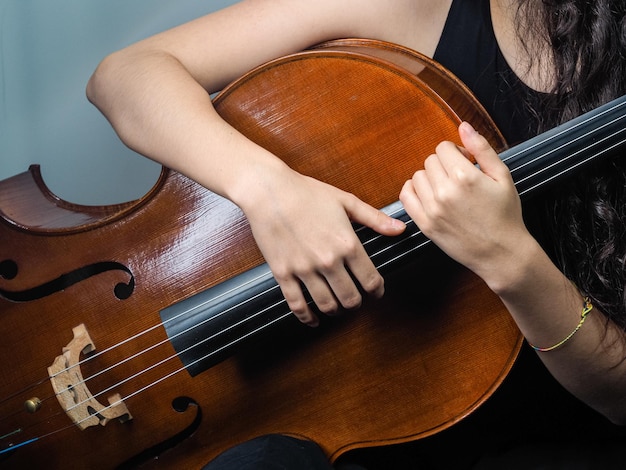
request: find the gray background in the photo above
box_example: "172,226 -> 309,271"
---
0,0 -> 236,205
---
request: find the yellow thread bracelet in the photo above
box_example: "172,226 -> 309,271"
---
529,297 -> 593,352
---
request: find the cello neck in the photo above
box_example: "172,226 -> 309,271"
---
502,94 -> 626,199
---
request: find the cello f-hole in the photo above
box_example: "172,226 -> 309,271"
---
117,396 -> 203,470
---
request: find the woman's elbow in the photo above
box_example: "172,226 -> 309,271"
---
86,52 -> 121,110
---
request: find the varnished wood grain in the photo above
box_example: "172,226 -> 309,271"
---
0,39 -> 520,469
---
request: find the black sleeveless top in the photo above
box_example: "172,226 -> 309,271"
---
433,0 -> 540,145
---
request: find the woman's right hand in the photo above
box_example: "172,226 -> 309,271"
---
239,162 -> 405,326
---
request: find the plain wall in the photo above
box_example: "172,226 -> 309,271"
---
0,0 -> 237,205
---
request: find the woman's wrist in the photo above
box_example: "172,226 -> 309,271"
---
226,150 -> 294,216
479,233 -> 550,298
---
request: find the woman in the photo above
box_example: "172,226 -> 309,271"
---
87,0 -> 626,447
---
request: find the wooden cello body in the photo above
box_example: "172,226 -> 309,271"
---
0,40 -> 521,469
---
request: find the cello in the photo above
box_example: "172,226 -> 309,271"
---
1,39 -> 623,469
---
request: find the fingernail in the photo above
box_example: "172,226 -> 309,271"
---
391,217 -> 405,230
461,121 -> 477,135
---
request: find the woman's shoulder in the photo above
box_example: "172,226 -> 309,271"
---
121,0 -> 453,91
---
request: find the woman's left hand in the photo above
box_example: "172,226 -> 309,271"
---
399,122 -> 530,288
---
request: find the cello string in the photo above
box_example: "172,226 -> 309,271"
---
515,127 -> 626,197
500,98 -> 626,171
1,212 -> 416,444
0,301 -> 304,453
72,104 -> 626,403
0,313 -> 169,407
6,110 -> 624,436
13,107 -> 626,424
4,99 -> 625,453
66,294 -> 295,416
0,207 -> 414,434
0,211 -> 397,425
54,215 -> 418,417
45,202 -> 413,392
14,98 -> 626,409
0,256 -> 294,408
41,96 -> 626,390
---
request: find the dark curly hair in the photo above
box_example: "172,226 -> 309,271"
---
518,0 -> 626,328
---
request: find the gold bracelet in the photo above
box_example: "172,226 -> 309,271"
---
529,297 -> 593,352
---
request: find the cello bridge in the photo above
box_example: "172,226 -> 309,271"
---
48,324 -> 132,430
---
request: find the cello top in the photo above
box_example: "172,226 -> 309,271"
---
0,39 -> 520,469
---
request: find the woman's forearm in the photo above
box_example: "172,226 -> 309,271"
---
490,238 -> 626,424
86,49 -> 286,207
